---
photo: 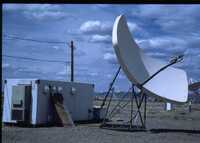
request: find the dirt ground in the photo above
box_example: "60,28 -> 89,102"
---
2,101 -> 200,143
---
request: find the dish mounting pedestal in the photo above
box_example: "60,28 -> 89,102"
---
100,56 -> 183,131
100,66 -> 147,131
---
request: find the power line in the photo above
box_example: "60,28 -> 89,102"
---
3,34 -> 71,46
3,34 -> 78,49
2,55 -> 70,64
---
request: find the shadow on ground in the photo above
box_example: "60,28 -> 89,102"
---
100,123 -> 200,134
150,128 -> 200,134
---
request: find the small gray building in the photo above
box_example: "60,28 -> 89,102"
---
3,79 -> 94,125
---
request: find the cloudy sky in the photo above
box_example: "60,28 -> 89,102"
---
2,4 -> 200,92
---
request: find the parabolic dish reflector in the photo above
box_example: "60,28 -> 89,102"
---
112,15 -> 188,103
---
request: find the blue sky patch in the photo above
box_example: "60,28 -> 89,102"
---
2,4 -> 200,92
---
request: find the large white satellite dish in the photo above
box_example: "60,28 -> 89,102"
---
112,15 -> 188,103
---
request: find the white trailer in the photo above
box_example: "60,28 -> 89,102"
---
3,79 -> 94,125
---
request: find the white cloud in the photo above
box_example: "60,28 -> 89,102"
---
118,74 -> 126,79
138,36 -> 187,54
90,34 -> 111,43
3,4 -> 67,20
127,22 -> 140,32
103,53 -> 115,60
106,74 -> 112,78
56,65 -> 70,76
24,11 -> 66,20
95,4 -> 111,9
80,20 -> 112,35
134,5 -> 198,19
3,4 -> 61,11
16,66 -> 47,75
75,50 -> 86,57
80,21 -> 100,33
132,5 -> 200,34
56,69 -> 66,76
103,53 -> 117,64
52,46 -> 60,50
24,4 -> 61,11
2,63 -> 11,68
146,52 -> 166,57
90,72 -> 98,76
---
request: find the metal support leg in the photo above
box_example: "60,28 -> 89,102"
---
133,91 -> 145,127
102,91 -> 114,125
101,66 -> 121,109
129,87 -> 147,129
144,94 -> 147,127
101,85 -> 147,131
108,87 -> 131,119
130,84 -> 134,128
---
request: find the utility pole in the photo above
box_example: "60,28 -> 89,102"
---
70,40 -> 74,82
